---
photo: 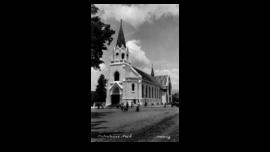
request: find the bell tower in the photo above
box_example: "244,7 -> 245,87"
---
112,19 -> 130,64
107,19 -> 130,107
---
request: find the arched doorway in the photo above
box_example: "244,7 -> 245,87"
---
111,86 -> 121,105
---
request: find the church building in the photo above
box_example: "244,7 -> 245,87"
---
105,20 -> 172,107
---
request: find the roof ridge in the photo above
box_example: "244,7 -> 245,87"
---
132,66 -> 161,86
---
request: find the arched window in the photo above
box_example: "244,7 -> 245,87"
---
156,88 -> 158,98
157,88 -> 159,98
150,87 -> 152,98
149,87 -> 153,98
116,52 -> 119,57
152,87 -> 153,99
155,88 -> 157,98
142,85 -> 144,98
154,88 -> 156,98
132,83 -> 135,91
122,53 -> 125,59
146,86 -> 148,98
149,87 -> 151,98
154,87 -> 155,98
114,71 -> 120,81
155,88 -> 156,98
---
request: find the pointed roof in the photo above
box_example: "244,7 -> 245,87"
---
132,66 -> 161,86
151,64 -> 155,76
116,19 -> 126,48
154,75 -> 169,86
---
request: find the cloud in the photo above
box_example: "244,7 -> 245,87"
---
125,40 -> 179,90
126,40 -> 151,68
95,4 -> 179,28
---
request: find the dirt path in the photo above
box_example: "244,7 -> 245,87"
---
130,113 -> 179,142
90,107 -> 180,142
149,114 -> 179,142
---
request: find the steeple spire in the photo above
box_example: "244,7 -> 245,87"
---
151,64 -> 155,77
116,19 -> 126,48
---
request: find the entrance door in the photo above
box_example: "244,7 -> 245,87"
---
111,86 -> 121,105
111,95 -> 120,105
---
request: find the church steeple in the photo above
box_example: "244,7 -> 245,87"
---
111,19 -> 130,65
116,19 -> 126,48
151,64 -> 155,76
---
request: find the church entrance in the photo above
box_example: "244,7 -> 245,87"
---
111,95 -> 120,105
111,86 -> 121,105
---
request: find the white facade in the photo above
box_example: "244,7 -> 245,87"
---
105,20 -> 172,107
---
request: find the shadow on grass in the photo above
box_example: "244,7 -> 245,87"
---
91,120 -> 108,130
90,111 -> 115,132
91,112 -> 113,119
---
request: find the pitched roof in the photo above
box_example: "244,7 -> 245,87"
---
154,75 -> 168,86
132,66 -> 161,86
116,19 -> 126,48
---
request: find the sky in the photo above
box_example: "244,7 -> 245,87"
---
91,4 -> 180,92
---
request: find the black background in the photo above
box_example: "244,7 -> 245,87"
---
1,0 -> 268,149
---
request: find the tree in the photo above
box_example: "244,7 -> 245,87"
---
89,4 -> 115,70
94,74 -> 107,105
172,92 -> 179,107
172,92 -> 179,102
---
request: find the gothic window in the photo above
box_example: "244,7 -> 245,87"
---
122,53 -> 125,59
156,88 -> 158,98
154,88 -> 156,98
156,88 -> 157,98
148,86 -> 150,98
116,52 -> 119,57
152,87 -> 153,98
114,71 -> 120,81
150,87 -> 152,98
153,88 -> 156,98
132,83 -> 135,91
146,86 -> 148,98
142,85 -> 144,98
149,86 -> 151,98
154,87 -> 156,98
145,86 -> 149,98
157,88 -> 158,98
155,88 -> 156,98
151,87 -> 152,98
